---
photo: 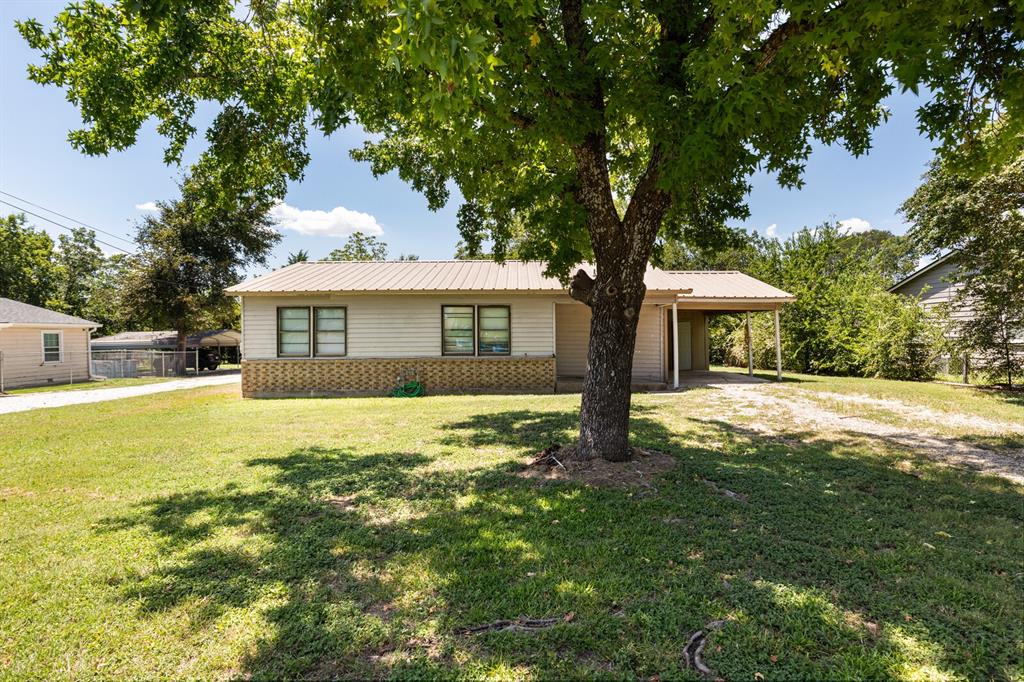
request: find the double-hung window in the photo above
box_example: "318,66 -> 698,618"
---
442,306 -> 476,355
442,305 -> 511,356
477,306 -> 511,355
277,307 -> 347,358
314,307 -> 346,357
41,331 -> 62,363
277,308 -> 311,357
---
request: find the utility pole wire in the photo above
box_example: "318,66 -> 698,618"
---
0,199 -> 135,255
0,190 -> 138,248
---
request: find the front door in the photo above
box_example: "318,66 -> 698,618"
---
676,320 -> 692,371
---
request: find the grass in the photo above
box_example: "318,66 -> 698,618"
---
1,380 -> 1022,680
6,376 -> 175,394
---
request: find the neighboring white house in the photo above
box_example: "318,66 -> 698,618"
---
226,260 -> 794,397
0,298 -> 99,390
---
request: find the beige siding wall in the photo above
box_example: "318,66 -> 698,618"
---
0,326 -> 92,389
661,309 -> 709,376
241,294 -> 555,360
554,303 -> 665,382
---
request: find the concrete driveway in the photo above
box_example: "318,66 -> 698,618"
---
0,372 -> 240,415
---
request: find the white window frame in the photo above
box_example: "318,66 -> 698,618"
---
41,330 -> 63,364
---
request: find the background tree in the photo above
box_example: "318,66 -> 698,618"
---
325,232 -> 389,261
0,213 -> 57,307
902,150 -> 1024,386
123,180 -> 279,372
681,223 -> 941,379
19,0 -> 1023,459
81,254 -> 137,334
52,227 -> 104,317
286,249 -> 309,264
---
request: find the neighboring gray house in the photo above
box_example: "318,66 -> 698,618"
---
889,253 -> 971,326
890,253 -> 1022,378
0,298 -> 99,390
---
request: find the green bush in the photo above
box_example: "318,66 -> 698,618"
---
855,292 -> 943,380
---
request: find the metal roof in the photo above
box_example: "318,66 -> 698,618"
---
0,298 -> 99,327
227,261 -> 794,300
91,329 -> 240,348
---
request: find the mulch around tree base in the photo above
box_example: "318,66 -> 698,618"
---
519,445 -> 677,489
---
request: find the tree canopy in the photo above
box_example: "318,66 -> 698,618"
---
121,181 -> 279,354
902,149 -> 1024,385
19,0 -> 1023,459
18,1 -> 1023,274
326,232 -> 390,261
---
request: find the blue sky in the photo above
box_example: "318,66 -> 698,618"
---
2,1 -> 938,275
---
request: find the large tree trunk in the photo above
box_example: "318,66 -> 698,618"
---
576,269 -> 647,461
176,328 -> 188,377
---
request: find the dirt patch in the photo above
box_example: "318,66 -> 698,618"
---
519,445 -> 677,488
802,390 -> 1023,435
707,384 -> 1024,485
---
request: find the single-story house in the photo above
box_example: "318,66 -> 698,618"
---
91,329 -> 241,362
226,261 -> 794,397
0,298 -> 99,391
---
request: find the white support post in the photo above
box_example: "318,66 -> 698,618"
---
745,312 -> 753,377
672,302 -> 679,389
774,308 -> 782,381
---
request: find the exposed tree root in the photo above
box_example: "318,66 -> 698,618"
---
683,619 -> 728,677
456,616 -> 565,635
702,479 -> 748,503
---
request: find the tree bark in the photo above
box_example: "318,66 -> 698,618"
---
575,267 -> 647,461
176,328 -> 188,377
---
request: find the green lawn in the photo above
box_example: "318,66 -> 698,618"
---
1,380 -> 1021,680
6,376 -> 174,394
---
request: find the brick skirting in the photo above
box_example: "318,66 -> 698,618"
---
241,356 -> 557,397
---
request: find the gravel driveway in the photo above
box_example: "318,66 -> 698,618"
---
0,373 -> 240,415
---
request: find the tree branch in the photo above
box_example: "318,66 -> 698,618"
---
568,268 -> 595,305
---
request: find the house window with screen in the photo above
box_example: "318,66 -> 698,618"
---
42,331 -> 61,363
314,307 -> 346,356
277,307 -> 311,357
442,306 -> 476,355
477,306 -> 511,355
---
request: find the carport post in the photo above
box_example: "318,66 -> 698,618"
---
774,308 -> 782,381
745,312 -> 753,377
671,302 -> 679,389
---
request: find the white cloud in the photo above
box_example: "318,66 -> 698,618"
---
765,223 -> 778,238
839,217 -> 872,234
269,201 -> 383,237
135,201 -> 158,211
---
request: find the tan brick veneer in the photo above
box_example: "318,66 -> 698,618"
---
241,356 -> 556,397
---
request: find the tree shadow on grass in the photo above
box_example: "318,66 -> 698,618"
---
98,408 -> 1023,680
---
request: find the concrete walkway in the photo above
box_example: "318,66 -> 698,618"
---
0,373 -> 240,415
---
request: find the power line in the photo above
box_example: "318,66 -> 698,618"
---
0,190 -> 138,248
0,199 -> 135,255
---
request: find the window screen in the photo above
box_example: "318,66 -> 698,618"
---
278,307 -> 311,357
314,307 -> 346,356
442,306 -> 475,355
477,306 -> 510,355
42,332 -> 61,363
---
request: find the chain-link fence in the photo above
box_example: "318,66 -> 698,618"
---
0,349 -> 212,393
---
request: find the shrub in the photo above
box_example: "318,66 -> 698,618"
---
855,292 -> 943,380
